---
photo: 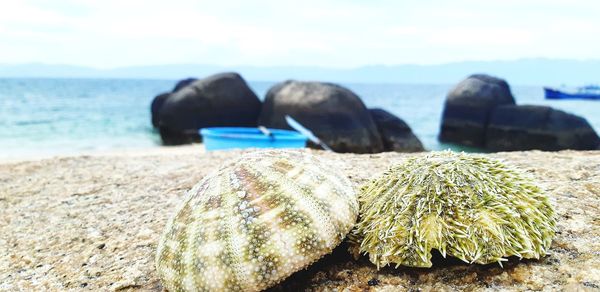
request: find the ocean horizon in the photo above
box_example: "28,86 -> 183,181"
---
1,77 -> 599,159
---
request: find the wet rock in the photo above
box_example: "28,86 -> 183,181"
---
369,108 -> 424,152
439,74 -> 515,147
158,72 -> 261,145
258,81 -> 383,153
486,105 -> 600,151
150,78 -> 199,128
150,93 -> 170,128
171,78 -> 197,93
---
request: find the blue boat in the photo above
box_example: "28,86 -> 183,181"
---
200,127 -> 307,151
544,85 -> 600,100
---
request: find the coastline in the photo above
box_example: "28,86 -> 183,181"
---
1,148 -> 599,290
3,78 -> 600,158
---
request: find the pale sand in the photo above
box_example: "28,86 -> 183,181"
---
0,147 -> 599,291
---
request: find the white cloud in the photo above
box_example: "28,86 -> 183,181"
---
0,0 -> 599,67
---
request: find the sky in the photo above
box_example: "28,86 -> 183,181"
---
1,0 -> 599,68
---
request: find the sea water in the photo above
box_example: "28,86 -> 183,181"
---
1,78 -> 599,159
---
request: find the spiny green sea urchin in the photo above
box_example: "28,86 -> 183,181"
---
156,150 -> 358,292
352,151 -> 556,268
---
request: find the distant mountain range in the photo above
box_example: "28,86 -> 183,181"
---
1,58 -> 599,86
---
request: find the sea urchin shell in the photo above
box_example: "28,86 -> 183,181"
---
156,150 -> 358,291
352,151 -> 556,268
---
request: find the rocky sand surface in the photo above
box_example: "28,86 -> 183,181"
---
1,146 -> 599,291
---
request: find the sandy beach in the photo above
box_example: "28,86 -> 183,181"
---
1,147 -> 599,291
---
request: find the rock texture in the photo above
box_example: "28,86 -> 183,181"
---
369,108 -> 424,152
439,74 -> 516,147
1,147 -> 599,291
171,78 -> 197,93
150,93 -> 170,128
158,72 -> 262,145
258,81 -> 384,153
150,78 -> 198,129
486,105 -> 600,151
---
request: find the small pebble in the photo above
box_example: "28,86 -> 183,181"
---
368,278 -> 380,286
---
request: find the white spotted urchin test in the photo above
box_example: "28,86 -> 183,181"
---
156,150 -> 359,292
353,151 -> 556,268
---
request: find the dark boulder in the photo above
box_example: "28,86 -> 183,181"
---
258,81 -> 384,153
150,78 -> 199,128
485,105 -> 600,151
369,108 -> 424,152
172,78 -> 197,92
439,74 -> 516,147
158,72 -> 262,145
150,92 -> 170,128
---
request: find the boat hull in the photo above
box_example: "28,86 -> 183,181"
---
544,87 -> 600,100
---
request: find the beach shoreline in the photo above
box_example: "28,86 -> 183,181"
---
0,144 -> 205,164
1,148 -> 599,290
3,78 -> 600,158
